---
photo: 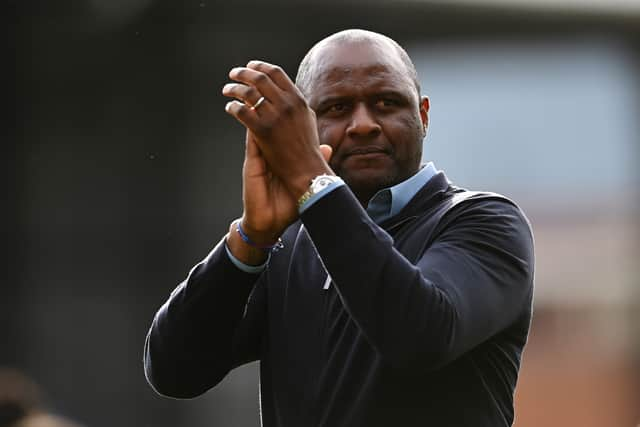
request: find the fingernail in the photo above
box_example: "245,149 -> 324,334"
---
225,102 -> 232,112
222,83 -> 232,94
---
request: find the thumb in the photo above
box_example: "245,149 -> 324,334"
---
319,144 -> 333,163
245,130 -> 265,162
243,130 -> 267,175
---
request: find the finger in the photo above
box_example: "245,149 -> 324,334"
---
222,83 -> 266,108
225,100 -> 266,134
246,60 -> 298,94
223,83 -> 273,117
229,67 -> 283,104
319,144 -> 333,163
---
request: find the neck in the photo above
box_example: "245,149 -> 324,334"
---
355,190 -> 376,208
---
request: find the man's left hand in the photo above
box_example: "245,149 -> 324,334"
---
222,60 -> 334,201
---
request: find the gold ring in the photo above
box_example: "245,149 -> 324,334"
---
251,96 -> 266,111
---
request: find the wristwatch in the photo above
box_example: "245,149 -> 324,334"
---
297,174 -> 341,209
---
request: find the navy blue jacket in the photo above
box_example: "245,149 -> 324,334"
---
144,172 -> 535,426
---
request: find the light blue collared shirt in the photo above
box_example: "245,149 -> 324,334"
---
226,162 -> 439,272
366,162 -> 438,224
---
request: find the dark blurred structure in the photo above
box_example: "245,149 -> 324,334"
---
0,368 -> 82,427
7,1 -> 640,426
0,368 -> 42,426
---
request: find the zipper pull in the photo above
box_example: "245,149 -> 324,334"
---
323,274 -> 331,290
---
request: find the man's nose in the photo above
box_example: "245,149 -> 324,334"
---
346,104 -> 381,138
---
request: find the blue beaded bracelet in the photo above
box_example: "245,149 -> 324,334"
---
236,221 -> 284,252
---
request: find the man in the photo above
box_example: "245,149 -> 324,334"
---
144,29 -> 535,426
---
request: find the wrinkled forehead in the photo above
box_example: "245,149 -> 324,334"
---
305,39 -> 414,95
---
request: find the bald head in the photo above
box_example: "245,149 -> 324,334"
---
295,29 -> 421,101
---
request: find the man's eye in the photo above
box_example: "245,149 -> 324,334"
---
328,103 -> 347,113
376,99 -> 397,108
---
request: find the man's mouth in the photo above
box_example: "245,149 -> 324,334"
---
344,146 -> 390,157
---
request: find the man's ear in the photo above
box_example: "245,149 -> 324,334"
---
420,96 -> 430,135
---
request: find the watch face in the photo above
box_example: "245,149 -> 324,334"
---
311,175 -> 337,193
313,178 -> 330,191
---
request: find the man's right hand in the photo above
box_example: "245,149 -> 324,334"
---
226,130 -> 300,266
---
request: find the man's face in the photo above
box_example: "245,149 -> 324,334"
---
304,40 -> 429,202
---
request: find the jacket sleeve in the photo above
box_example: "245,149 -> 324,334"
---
300,186 -> 534,371
143,237 -> 266,398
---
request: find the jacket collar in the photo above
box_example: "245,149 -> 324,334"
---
379,171 -> 453,230
366,162 -> 438,224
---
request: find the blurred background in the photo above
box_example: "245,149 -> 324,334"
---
6,0 -> 640,426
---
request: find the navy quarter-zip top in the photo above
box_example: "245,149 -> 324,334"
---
145,172 -> 535,427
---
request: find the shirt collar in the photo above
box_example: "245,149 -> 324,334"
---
366,162 -> 438,224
